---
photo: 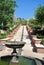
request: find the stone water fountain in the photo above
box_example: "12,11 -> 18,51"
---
5,41 -> 25,64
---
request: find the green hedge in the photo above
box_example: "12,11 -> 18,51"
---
37,34 -> 44,39
41,40 -> 44,45
0,25 -> 9,30
0,34 -> 6,39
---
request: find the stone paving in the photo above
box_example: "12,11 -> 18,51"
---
10,26 -> 23,41
0,25 -> 44,60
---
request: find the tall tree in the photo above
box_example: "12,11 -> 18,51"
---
35,5 -> 44,25
28,18 -> 38,24
0,0 -> 17,30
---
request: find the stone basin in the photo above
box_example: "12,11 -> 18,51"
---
5,41 -> 26,54
5,41 -> 25,49
5,41 -> 26,63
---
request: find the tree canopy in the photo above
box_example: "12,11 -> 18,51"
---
28,18 -> 38,24
35,5 -> 44,24
0,0 -> 17,30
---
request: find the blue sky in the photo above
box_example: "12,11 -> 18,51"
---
15,0 -> 44,19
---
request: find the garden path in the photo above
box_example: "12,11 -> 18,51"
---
0,25 -> 44,60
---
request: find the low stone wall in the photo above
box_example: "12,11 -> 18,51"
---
36,47 -> 44,53
34,44 -> 44,53
32,38 -> 42,44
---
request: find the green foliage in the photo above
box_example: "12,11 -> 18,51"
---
17,18 -> 27,25
21,20 -> 27,25
41,40 -> 44,45
35,5 -> 44,24
0,25 -> 9,30
0,34 -> 6,39
0,0 -> 17,30
37,34 -> 44,39
28,18 -> 38,24
0,24 -> 19,39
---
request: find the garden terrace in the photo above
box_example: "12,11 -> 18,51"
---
0,26 -> 44,60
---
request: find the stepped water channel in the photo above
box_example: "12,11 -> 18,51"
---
0,25 -> 44,65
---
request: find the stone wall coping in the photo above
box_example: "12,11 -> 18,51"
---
35,44 -> 44,48
0,38 -> 10,41
33,38 -> 42,41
